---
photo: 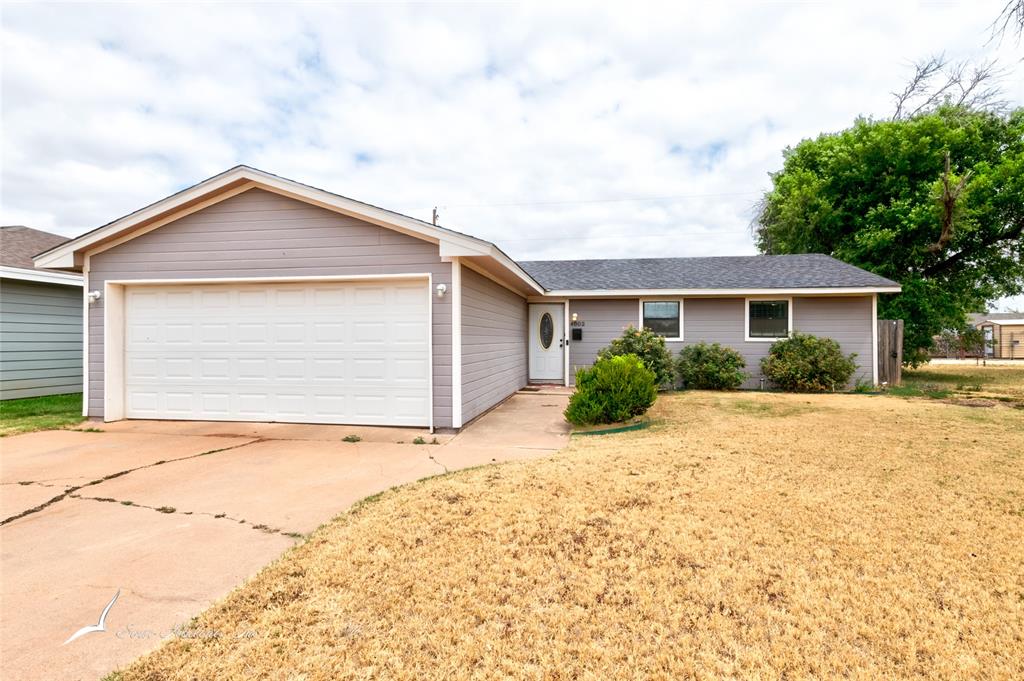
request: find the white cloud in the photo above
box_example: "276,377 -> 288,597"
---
1,1 -> 1020,304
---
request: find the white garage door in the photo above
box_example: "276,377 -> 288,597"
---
123,279 -> 430,426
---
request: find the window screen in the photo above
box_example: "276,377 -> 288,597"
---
642,301 -> 680,338
748,300 -> 789,338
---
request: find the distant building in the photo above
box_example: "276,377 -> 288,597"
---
1,226 -> 83,399
969,313 -> 1024,360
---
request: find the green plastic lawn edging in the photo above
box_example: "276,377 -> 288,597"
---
572,420 -> 651,436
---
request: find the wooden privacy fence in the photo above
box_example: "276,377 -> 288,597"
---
878,319 -> 904,386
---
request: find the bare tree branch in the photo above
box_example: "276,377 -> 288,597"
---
988,0 -> 1024,45
892,55 -> 1008,120
892,55 -> 945,120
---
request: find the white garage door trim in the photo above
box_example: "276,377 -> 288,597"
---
104,273 -> 434,430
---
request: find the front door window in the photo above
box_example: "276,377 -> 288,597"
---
539,312 -> 554,349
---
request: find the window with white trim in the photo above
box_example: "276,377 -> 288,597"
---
642,301 -> 680,339
747,300 -> 789,339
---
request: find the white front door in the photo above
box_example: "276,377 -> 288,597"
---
528,303 -> 564,382
121,279 -> 431,426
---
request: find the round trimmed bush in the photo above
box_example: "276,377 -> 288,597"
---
564,354 -> 657,426
677,342 -> 747,390
760,332 -> 858,392
597,325 -> 676,388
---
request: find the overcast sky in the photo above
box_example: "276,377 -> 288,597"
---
2,1 -> 1021,309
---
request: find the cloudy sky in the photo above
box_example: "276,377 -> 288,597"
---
2,1 -> 1021,308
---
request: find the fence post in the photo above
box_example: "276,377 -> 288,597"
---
877,320 -> 904,386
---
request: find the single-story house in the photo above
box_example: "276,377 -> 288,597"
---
34,166 -> 900,430
969,313 -> 1024,359
1,226 -> 84,400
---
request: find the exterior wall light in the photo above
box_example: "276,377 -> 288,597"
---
435,283 -> 447,298
571,312 -> 578,323
87,290 -> 102,303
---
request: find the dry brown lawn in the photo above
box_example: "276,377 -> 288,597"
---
903,363 -> 1024,405
113,392 -> 1024,680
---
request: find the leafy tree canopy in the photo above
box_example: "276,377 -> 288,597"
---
754,105 -> 1024,364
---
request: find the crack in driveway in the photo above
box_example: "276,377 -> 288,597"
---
68,492 -> 305,539
0,439 -> 262,527
427,454 -> 449,474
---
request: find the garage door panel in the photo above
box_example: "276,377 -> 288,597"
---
310,357 -> 345,379
123,280 -> 430,426
165,290 -> 195,308
237,323 -> 269,344
127,391 -> 159,414
165,392 -> 194,416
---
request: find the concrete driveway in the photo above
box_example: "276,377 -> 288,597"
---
0,390 -> 570,681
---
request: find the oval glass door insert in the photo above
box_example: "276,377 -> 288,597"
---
539,312 -> 554,349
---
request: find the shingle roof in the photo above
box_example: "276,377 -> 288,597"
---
517,254 -> 900,291
1,225 -> 71,270
968,312 -> 1024,326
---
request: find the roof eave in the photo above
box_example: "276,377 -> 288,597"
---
30,165 -> 545,294
541,286 -> 902,297
0,265 -> 83,286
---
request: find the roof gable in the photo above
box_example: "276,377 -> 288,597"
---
32,166 -> 543,294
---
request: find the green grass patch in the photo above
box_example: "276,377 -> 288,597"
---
885,385 -> 952,399
902,365 -> 1024,402
0,393 -> 84,436
724,398 -> 817,418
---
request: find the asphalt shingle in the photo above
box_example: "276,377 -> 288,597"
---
1,226 -> 71,270
517,254 -> 899,291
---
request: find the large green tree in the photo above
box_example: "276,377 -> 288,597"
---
754,106 -> 1024,364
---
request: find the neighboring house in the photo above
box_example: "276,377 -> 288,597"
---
1,226 -> 84,399
969,313 -> 1024,359
34,166 -> 900,429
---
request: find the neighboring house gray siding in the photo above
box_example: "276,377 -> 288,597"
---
460,265 -> 527,423
86,188 -> 453,427
568,296 -> 874,388
1,278 -> 82,399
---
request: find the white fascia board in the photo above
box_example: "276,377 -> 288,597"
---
36,166 -> 481,267
542,286 -> 901,297
988,319 -> 1024,325
439,241 -> 490,258
489,249 -> 546,294
0,265 -> 83,286
439,242 -> 544,294
34,168 -> 251,269
33,165 -> 546,295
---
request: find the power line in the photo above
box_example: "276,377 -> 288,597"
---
496,229 -> 752,242
447,191 -> 762,208
400,189 -> 763,211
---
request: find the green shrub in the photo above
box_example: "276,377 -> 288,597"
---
564,354 -> 658,426
676,342 -> 747,390
597,326 -> 676,388
760,332 -> 858,392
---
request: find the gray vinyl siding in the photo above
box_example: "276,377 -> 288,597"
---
567,299 -> 638,380
87,188 -> 453,427
568,295 -> 874,388
1,278 -> 83,399
460,266 -> 528,424
791,296 -> 873,384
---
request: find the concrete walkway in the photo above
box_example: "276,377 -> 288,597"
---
0,392 -> 569,681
